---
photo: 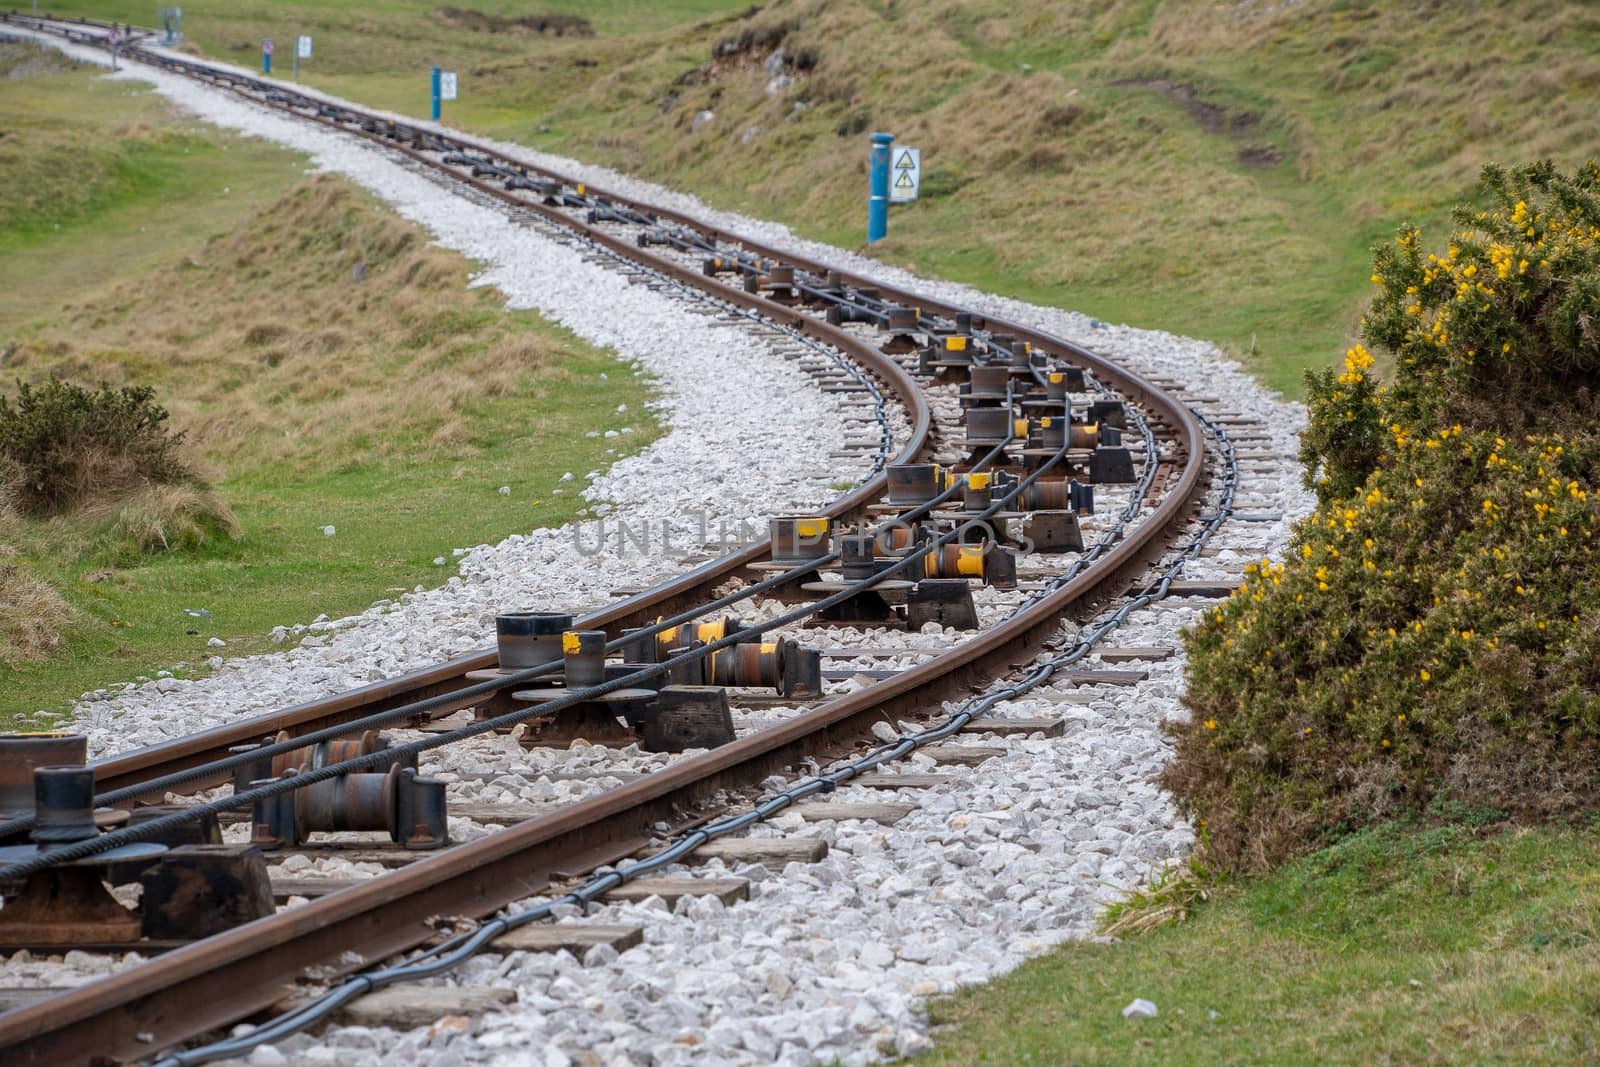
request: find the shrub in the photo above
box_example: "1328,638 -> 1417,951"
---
0,379 -> 192,514
1166,161 -> 1600,870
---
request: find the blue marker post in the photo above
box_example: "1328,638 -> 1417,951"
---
867,131 -> 894,244
431,66 -> 442,122
262,38 -> 273,75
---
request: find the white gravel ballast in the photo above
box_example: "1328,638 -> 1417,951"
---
7,28 -> 1318,1067
6,29 -> 885,758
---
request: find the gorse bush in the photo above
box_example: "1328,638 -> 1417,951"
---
0,379 -> 191,514
1165,161 -> 1600,870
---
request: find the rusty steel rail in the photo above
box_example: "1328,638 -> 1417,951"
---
0,15 -> 1207,1064
75,177 -> 932,796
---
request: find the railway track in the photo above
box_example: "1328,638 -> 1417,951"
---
0,14 -> 1261,1065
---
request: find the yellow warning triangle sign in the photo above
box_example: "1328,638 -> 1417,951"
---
894,171 -> 914,188
894,151 -> 915,169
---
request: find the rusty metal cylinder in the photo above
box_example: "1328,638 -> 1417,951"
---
709,641 -> 781,688
563,630 -> 608,688
708,639 -> 821,698
271,729 -> 382,778
924,543 -> 991,581
30,766 -> 99,847
254,765 -> 447,851
496,612 -> 571,669
1019,479 -> 1072,511
770,516 -> 831,565
0,733 -> 87,816
1018,478 -> 1094,514
303,770 -> 388,834
872,521 -> 924,554
887,464 -> 939,505
640,614 -> 745,662
964,406 -> 1012,445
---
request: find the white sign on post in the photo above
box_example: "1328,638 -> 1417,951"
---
296,35 -> 311,58
889,146 -> 921,203
440,71 -> 458,101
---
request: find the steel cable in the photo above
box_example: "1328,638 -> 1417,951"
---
150,409 -> 1233,1067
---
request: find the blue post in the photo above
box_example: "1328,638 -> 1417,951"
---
263,50 -> 271,75
867,131 -> 894,244
431,66 -> 442,122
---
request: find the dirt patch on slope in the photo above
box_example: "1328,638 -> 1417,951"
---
436,7 -> 593,37
1114,77 -> 1283,169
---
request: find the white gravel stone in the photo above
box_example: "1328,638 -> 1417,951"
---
11,29 -> 879,759
8,28 -> 1316,1067
1122,998 -> 1160,1020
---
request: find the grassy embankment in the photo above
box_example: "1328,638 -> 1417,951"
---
38,0 -> 1600,395
920,823 -> 1600,1066
0,44 -> 659,715
12,7 -> 1600,1062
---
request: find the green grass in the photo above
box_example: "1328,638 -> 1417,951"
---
0,46 -> 660,716
0,50 -> 306,332
32,0 -> 1594,397
918,823 -> 1600,1065
8,341 -> 646,717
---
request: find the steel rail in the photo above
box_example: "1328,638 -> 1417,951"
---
161,404 -> 1215,1067
0,15 -> 1138,807
0,17 -> 1207,1064
61,165 -> 935,798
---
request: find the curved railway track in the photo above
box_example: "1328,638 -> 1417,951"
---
0,15 -> 1226,1065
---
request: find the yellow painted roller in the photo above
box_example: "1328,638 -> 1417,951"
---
946,336 -> 968,352
1048,371 -> 1064,384
967,472 -> 992,490
923,544 -> 988,579
654,618 -> 684,650
561,632 -> 582,654
1041,416 -> 1056,429
576,182 -> 587,195
696,620 -> 728,643
1014,418 -> 1029,438
795,518 -> 828,540
955,545 -> 986,577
